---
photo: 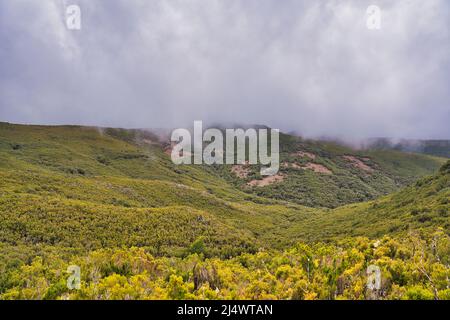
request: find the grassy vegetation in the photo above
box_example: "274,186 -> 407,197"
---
294,162 -> 450,241
0,122 -> 448,300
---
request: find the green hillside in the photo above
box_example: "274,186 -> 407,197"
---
292,161 -> 450,241
0,122 -> 448,300
213,132 -> 445,208
0,123 -> 444,209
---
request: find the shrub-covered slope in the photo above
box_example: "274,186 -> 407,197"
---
212,132 -> 446,207
0,122 -> 448,300
1,122 -> 445,209
295,161 -> 450,241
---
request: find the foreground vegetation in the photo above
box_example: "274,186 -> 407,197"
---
1,231 -> 448,300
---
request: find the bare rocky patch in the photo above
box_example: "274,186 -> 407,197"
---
343,155 -> 374,172
283,161 -> 332,174
303,163 -> 332,174
163,142 -> 175,156
231,164 -> 251,178
141,138 -> 160,146
248,174 -> 285,187
292,151 -> 316,160
164,142 -> 192,157
282,162 -> 302,169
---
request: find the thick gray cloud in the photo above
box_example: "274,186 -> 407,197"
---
0,0 -> 449,139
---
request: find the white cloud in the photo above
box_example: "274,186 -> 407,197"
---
0,0 -> 449,139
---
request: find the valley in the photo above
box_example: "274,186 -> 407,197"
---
0,122 -> 448,300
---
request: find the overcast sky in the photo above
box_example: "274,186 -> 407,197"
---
0,0 -> 449,139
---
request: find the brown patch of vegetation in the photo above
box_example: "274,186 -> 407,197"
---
248,174 -> 285,187
343,156 -> 374,172
303,163 -> 332,174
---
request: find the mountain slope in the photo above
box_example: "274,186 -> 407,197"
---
212,132 -> 446,207
1,122 -> 445,209
0,123 -> 319,255
0,122 -> 448,300
294,161 -> 450,241
0,122 -> 447,252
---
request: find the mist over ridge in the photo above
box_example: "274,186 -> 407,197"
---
0,0 -> 449,140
